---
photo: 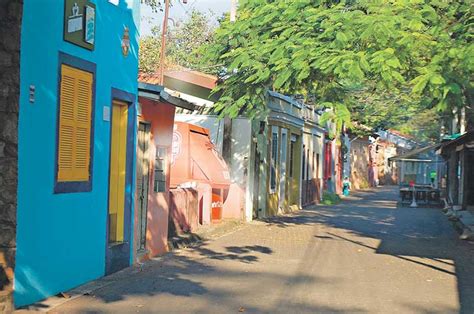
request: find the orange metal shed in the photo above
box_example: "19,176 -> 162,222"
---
170,122 -> 231,221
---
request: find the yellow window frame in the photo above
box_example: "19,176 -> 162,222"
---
57,64 -> 93,182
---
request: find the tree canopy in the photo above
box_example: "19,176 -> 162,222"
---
204,0 -> 473,137
139,10 -> 217,73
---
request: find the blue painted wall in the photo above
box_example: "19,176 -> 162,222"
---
15,0 -> 140,307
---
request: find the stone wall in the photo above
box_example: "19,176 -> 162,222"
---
0,0 -> 22,311
350,138 -> 369,190
377,142 -> 398,185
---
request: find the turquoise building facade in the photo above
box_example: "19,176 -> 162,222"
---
15,0 -> 140,307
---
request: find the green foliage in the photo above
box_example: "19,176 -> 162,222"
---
139,10 -> 217,73
141,0 -> 164,12
322,192 -> 341,206
204,0 -> 473,135
142,0 -> 182,12
139,31 -> 161,73
395,107 -> 443,143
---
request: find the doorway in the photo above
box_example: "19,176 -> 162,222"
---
136,122 -> 151,254
106,100 -> 132,275
279,129 -> 288,211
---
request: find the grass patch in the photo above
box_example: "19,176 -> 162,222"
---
322,192 -> 341,205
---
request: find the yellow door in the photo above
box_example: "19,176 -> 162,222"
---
108,100 -> 128,243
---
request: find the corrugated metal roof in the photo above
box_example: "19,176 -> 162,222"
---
389,143 -> 442,162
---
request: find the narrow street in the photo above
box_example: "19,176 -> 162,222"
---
49,186 -> 474,313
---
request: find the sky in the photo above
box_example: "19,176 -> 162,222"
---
141,0 -> 231,36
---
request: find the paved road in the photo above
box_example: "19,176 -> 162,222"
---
52,186 -> 474,313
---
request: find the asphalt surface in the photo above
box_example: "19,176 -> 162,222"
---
50,186 -> 474,313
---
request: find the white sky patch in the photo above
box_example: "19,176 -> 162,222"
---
141,0 -> 231,36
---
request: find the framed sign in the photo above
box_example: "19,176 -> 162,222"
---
64,0 -> 95,50
84,5 -> 95,45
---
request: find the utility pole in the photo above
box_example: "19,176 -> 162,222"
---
230,0 -> 237,22
158,0 -> 171,85
223,0 -> 238,164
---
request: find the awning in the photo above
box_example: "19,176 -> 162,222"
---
389,143 -> 443,163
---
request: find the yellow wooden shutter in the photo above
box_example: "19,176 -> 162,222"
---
58,64 -> 93,182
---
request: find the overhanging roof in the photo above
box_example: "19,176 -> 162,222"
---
389,144 -> 442,163
268,90 -> 303,109
165,70 -> 217,90
138,70 -> 220,102
440,131 -> 474,155
138,82 -> 197,111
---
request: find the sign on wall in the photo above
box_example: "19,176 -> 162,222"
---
171,129 -> 182,165
64,0 -> 96,50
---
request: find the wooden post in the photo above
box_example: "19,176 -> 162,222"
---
222,116 -> 233,165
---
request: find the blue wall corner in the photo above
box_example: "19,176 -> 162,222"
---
15,0 -> 140,307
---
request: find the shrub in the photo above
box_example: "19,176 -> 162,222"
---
322,192 -> 341,205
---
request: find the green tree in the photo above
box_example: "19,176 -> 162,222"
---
205,0 -> 473,131
139,10 -> 217,73
396,107 -> 443,142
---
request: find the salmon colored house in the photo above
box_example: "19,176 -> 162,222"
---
170,122 -> 237,226
134,82 -> 195,261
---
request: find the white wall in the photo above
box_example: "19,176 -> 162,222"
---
231,119 -> 253,221
174,114 -> 254,220
231,119 -> 252,187
175,114 -> 224,153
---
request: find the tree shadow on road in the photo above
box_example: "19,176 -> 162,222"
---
50,242 -> 363,314
260,212 -> 321,228
310,186 -> 474,313
225,245 -> 273,255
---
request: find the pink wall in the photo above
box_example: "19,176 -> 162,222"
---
169,122 -> 235,225
135,98 -> 176,259
169,188 -> 199,235
222,183 -> 243,219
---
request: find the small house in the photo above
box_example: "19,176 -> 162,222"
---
133,82 -> 195,261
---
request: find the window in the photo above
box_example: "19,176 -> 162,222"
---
56,63 -> 94,191
270,131 -> 278,192
154,147 -> 167,192
313,151 -> 316,178
316,153 -> 320,179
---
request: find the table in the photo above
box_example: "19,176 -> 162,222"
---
400,187 -> 441,206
